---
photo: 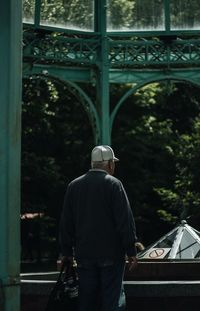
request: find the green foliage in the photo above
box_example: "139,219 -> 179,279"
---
23,0 -> 200,33
157,209 -> 178,224
22,72 -> 200,247
22,76 -> 93,219
41,0 -> 93,29
112,82 -> 200,243
153,114 -> 200,231
23,0 -> 35,20
21,0 -> 200,254
107,0 -> 135,29
23,0 -> 94,30
170,1 -> 200,29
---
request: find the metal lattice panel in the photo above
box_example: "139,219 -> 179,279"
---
23,30 -> 200,69
23,31 -> 99,66
109,39 -> 200,67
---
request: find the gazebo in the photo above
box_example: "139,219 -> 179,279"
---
2,1 -> 200,310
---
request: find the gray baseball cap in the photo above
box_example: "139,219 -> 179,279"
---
91,145 -> 119,162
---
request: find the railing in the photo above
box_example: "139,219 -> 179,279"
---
23,29 -> 200,69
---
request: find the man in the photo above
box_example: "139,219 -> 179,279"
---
59,145 -> 137,311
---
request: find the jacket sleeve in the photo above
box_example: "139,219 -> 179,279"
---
112,180 -> 137,257
59,184 -> 75,257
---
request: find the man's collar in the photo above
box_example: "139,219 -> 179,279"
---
89,169 -> 107,173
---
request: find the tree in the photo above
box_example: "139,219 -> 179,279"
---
23,0 -> 94,30
156,117 -> 200,231
22,76 -> 93,218
23,0 -> 200,32
112,81 -> 200,243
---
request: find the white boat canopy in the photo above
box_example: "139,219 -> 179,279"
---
138,220 -> 200,260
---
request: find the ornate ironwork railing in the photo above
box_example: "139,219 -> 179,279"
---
109,39 -> 200,67
23,30 -> 200,69
23,31 -> 100,66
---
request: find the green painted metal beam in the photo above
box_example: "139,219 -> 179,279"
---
23,63 -> 200,87
109,68 -> 200,84
0,0 -> 22,310
23,63 -> 92,83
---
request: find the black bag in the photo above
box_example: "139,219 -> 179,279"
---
45,263 -> 78,311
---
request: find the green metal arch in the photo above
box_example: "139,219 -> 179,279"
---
110,76 -> 200,134
23,73 -> 101,144
54,78 -> 101,144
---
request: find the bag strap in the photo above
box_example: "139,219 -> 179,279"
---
57,262 -> 66,282
57,259 -> 75,281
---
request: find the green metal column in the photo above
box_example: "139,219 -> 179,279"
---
95,0 -> 111,145
164,0 -> 171,34
35,0 -> 42,27
0,0 -> 22,310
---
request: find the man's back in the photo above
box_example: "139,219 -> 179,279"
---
59,145 -> 138,311
68,169 -> 125,260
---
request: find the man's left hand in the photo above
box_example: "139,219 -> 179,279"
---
57,256 -> 74,271
127,256 -> 138,271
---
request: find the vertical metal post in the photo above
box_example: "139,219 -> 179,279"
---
0,0 -> 22,310
95,0 -> 111,145
164,0 -> 171,34
35,0 -> 42,27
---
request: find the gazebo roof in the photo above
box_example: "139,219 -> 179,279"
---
138,220 -> 200,260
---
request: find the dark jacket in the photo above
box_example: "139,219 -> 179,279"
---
59,169 -> 137,260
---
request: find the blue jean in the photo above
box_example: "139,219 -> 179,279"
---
76,259 -> 126,311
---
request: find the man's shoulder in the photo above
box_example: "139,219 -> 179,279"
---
68,173 -> 87,186
68,172 -> 122,187
105,174 -> 121,185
